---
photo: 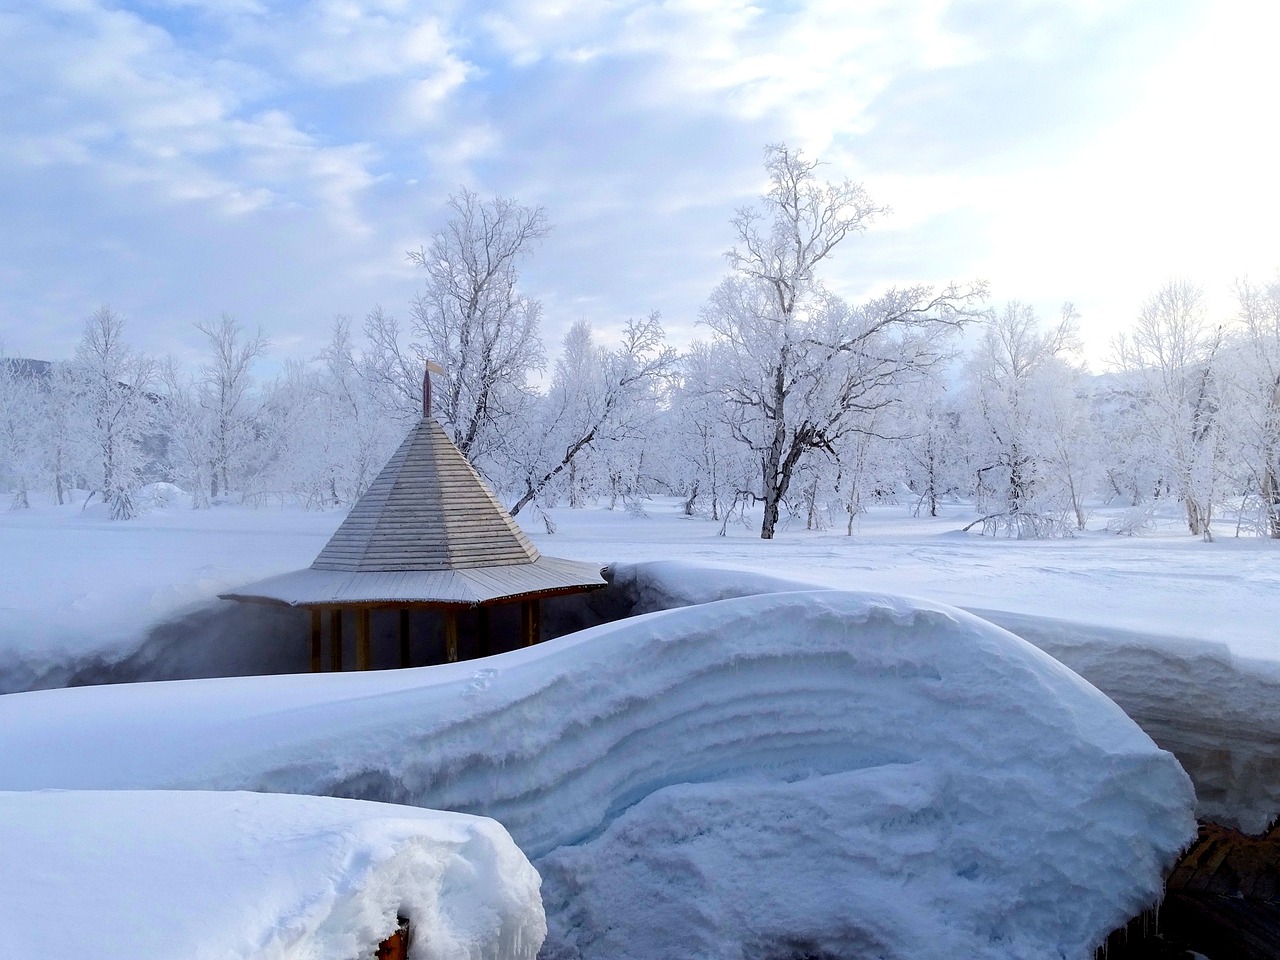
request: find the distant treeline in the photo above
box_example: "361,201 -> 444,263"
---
4,146 -> 1279,540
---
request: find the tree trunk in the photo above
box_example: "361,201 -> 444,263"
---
760,492 -> 780,539
683,481 -> 698,517
54,447 -> 64,506
805,477 -> 820,530
1185,496 -> 1202,537
759,361 -> 789,540
1264,466 -> 1280,539
760,436 -> 806,539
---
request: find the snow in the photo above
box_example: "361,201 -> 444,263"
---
0,501 -> 338,690
1,493 -> 1272,956
589,558 -> 1280,834
0,789 -> 544,960
4,496 -> 1277,682
0,589 -> 1196,960
972,609 -> 1280,835
0,495 -> 1274,830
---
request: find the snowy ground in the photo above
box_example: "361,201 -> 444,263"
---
4,493 -> 1276,669
0,590 -> 1194,960
2,493 -> 1277,833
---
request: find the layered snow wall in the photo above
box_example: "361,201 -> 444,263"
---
0,589 -> 1195,960
570,559 -> 1280,835
0,790 -> 544,960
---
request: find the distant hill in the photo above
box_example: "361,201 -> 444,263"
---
0,358 -> 53,380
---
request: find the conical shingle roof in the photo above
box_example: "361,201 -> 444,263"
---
220,417 -> 606,608
313,418 -> 540,571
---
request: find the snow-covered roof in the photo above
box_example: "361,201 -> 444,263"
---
221,417 -> 605,607
222,555 -> 608,607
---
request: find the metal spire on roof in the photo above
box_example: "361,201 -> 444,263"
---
422,360 -> 445,418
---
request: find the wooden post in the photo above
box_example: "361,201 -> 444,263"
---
398,609 -> 411,668
310,609 -> 322,673
521,599 -> 541,647
376,917 -> 412,960
330,609 -> 343,672
443,609 -> 459,663
356,608 -> 372,671
476,605 -> 491,658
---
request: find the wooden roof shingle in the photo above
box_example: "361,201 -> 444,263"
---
220,416 -> 605,607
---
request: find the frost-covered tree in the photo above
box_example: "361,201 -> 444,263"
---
407,189 -> 548,470
507,314 -> 675,517
666,341 -> 753,521
0,351 -> 42,509
1226,275 -> 1280,536
266,320 -> 403,508
831,407 -> 904,534
40,361 -> 80,505
197,315 -> 267,501
899,375 -> 963,518
361,305 -> 427,424
69,308 -> 156,520
702,144 -> 986,538
962,302 -> 1087,537
1113,280 -> 1224,539
157,357 -> 215,508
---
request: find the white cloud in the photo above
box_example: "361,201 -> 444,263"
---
2,0 -> 1266,375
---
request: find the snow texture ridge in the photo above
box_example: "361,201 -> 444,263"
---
972,608 -> 1280,836
582,560 -> 1280,835
0,790 -> 544,960
0,589 -> 1195,960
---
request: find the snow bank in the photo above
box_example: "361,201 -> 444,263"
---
0,789 -> 543,960
584,560 -> 1280,836
971,608 -> 1280,836
0,590 -> 1195,960
0,502 -> 339,694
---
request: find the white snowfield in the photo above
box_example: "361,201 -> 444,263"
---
0,790 -> 544,960
0,590 -> 1196,960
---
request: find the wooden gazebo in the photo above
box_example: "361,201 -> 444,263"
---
220,365 -> 606,671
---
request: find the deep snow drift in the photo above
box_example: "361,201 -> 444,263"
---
0,789 -> 543,960
576,558 -> 1280,836
0,590 -> 1196,960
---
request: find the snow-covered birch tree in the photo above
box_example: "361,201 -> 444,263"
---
157,357 -> 214,508
507,313 -> 675,517
702,143 -> 987,538
0,352 -> 42,509
70,308 -> 157,520
1113,280 -> 1224,539
962,302 -> 1087,537
39,361 -> 79,506
407,189 -> 548,471
1227,275 -> 1280,536
667,341 -> 752,521
899,375 -> 962,519
197,315 -> 267,501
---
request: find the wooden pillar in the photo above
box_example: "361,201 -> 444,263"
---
309,609 -> 322,673
329,608 -> 343,672
398,609 -> 411,668
476,605 -> 491,658
443,609 -> 459,663
521,599 -> 541,647
356,608 -> 372,671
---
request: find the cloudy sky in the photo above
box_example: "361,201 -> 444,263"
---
2,0 -> 1277,370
